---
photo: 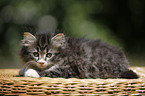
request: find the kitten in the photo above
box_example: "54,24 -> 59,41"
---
19,32 -> 138,79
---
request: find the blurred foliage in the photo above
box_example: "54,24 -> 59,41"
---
0,0 -> 145,68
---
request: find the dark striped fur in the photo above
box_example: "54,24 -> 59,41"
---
19,32 -> 139,79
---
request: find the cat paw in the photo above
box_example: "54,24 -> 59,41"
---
24,69 -> 40,78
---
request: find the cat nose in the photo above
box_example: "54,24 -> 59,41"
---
39,62 -> 44,65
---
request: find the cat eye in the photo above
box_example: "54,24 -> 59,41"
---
46,53 -> 52,58
33,52 -> 39,57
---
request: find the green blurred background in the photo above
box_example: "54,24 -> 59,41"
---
0,0 -> 145,68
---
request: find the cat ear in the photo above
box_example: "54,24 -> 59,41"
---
51,33 -> 65,48
22,32 -> 36,46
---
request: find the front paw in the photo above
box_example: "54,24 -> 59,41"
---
24,69 -> 40,78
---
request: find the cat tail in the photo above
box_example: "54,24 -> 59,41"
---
119,70 -> 139,79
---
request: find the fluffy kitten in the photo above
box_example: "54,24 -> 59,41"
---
19,32 -> 138,79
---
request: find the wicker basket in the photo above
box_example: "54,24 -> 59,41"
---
0,67 -> 145,96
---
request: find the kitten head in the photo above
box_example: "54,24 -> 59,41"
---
20,32 -> 65,69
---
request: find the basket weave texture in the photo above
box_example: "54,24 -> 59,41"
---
0,67 -> 145,96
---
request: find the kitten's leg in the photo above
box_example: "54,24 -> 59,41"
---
19,68 -> 26,76
40,65 -> 76,78
40,65 -> 61,77
24,69 -> 40,78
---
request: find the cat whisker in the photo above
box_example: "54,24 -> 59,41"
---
22,61 -> 37,70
